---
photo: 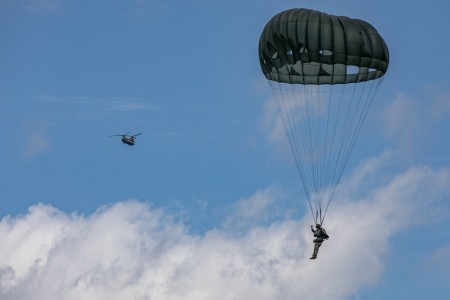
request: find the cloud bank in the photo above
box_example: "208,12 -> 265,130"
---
1,153 -> 449,300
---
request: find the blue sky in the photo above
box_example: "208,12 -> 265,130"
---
1,0 -> 450,299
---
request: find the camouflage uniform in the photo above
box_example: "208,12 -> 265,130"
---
310,225 -> 329,259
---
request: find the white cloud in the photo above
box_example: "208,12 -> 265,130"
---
21,121 -> 51,159
425,85 -> 450,119
381,88 -> 450,160
224,186 -> 283,229
261,96 -> 293,160
381,93 -> 423,158
262,92 -> 324,145
262,96 -> 285,144
1,153 -> 449,300
430,245 -> 450,272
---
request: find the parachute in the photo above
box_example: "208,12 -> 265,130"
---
258,8 -> 389,224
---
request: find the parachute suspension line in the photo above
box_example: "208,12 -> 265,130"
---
339,80 -> 380,180
290,83 -> 330,222
317,86 -> 332,217
293,83 -> 317,220
269,76 -> 384,225
330,84 -> 357,203
339,79 -> 377,172
324,86 -> 346,205
291,83 -> 319,221
321,86 -> 340,211
302,85 -> 320,215
268,80 -> 316,221
320,78 -> 383,224
320,83 -> 361,224
313,85 -> 323,214
339,78 -> 381,172
325,86 -> 342,205
318,83 -> 348,223
300,84 -> 324,220
321,86 -> 338,221
319,83 -> 360,224
312,85 -> 328,216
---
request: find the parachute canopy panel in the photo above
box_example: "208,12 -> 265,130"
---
259,8 -> 389,85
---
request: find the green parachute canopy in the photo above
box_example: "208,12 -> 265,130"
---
259,8 -> 389,85
258,8 -> 389,224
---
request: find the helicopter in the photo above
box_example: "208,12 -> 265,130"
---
109,132 -> 142,146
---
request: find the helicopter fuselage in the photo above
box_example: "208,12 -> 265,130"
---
121,137 -> 135,146
110,132 -> 142,146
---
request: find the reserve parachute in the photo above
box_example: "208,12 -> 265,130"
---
258,8 -> 389,224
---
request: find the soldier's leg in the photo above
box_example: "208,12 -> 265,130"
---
312,242 -> 322,258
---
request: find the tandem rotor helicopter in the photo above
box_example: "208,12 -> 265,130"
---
109,132 -> 142,146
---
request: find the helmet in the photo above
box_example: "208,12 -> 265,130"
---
315,224 -> 321,228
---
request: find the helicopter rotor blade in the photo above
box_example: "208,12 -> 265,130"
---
110,132 -> 131,137
132,133 -> 143,137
